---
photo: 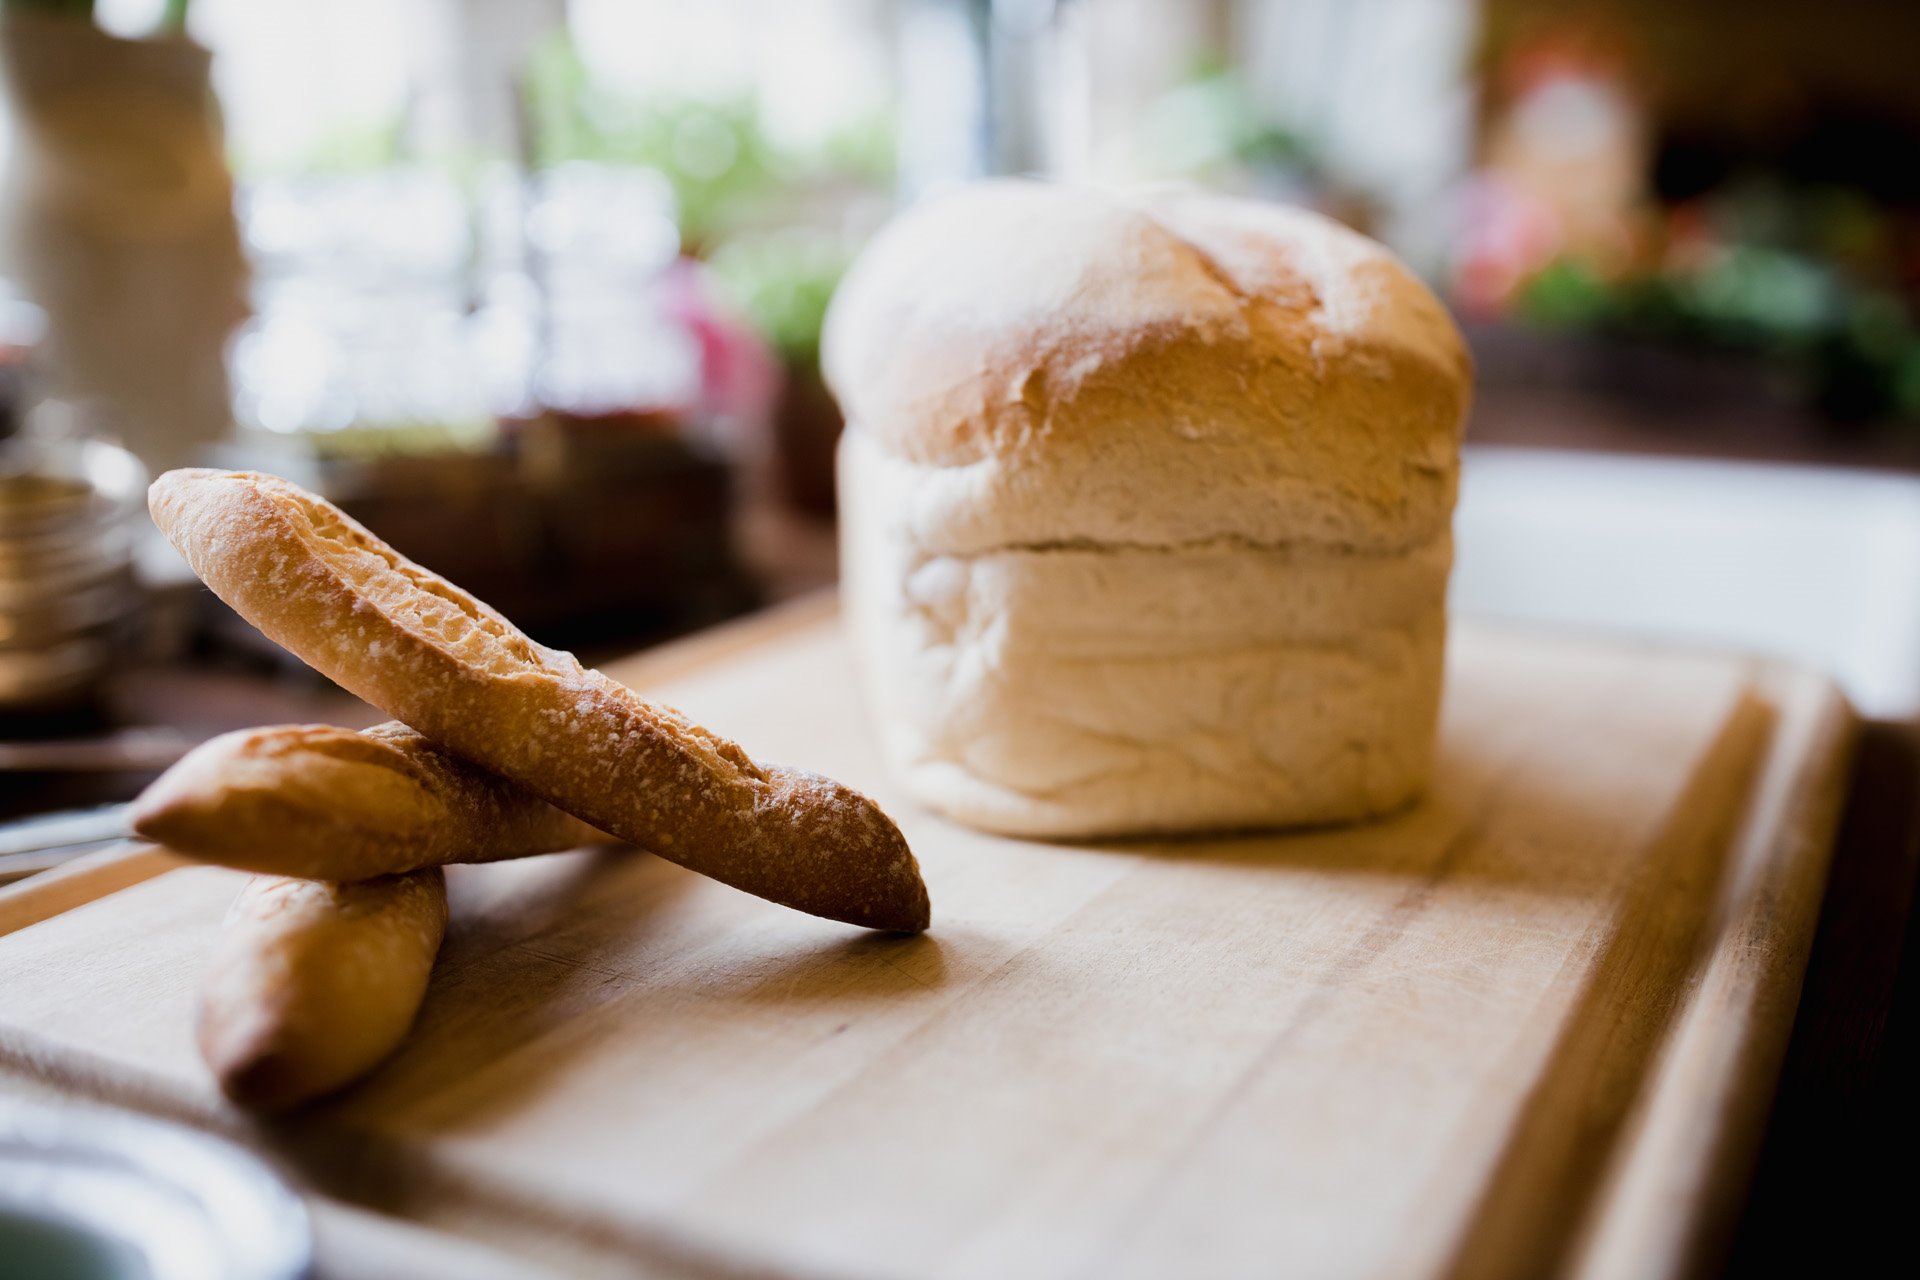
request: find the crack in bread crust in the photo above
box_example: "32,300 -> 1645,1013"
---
276,475 -> 562,678
253,471 -> 766,786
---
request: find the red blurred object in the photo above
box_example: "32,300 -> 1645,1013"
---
1453,174 -> 1564,316
660,258 -> 780,430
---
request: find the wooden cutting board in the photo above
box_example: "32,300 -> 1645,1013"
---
0,599 -> 1855,1280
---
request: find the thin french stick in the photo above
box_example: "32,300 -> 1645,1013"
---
198,869 -> 447,1111
133,721 -> 606,881
149,469 -> 930,933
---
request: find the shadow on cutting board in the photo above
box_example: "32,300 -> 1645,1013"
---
273,849 -> 685,1120
1100,678 -> 1774,908
302,848 -> 946,1128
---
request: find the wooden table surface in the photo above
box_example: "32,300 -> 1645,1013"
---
0,602 -> 1879,1278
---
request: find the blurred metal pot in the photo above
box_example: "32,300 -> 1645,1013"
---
0,430 -> 145,713
0,1095 -> 311,1280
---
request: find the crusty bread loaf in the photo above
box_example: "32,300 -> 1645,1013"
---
825,182 -> 1470,837
132,722 -> 607,881
149,469 -> 930,932
824,182 -> 1469,555
198,869 -> 446,1110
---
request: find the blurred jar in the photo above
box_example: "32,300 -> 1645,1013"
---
0,402 -> 146,716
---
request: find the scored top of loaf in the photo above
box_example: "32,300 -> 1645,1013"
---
823,182 -> 1472,553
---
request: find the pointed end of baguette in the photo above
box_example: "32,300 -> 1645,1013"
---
207,1042 -> 313,1113
132,725 -> 451,879
766,767 -> 932,934
129,729 -> 261,861
195,962 -> 315,1112
148,467 -> 238,538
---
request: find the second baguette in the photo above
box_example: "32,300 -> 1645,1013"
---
198,869 -> 447,1111
133,722 -> 606,881
150,469 -> 930,933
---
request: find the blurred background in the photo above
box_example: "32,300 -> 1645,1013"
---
6,0 -> 1920,795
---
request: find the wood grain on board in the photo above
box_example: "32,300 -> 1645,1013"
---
0,603 -> 1854,1280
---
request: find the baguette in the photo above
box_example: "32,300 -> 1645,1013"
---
150,469 -> 931,933
133,721 -> 607,881
198,869 -> 447,1111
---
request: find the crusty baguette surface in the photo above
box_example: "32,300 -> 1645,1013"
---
133,722 -> 606,881
198,869 -> 447,1111
150,469 -> 930,933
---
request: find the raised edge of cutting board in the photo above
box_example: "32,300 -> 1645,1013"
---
0,602 -> 1854,1280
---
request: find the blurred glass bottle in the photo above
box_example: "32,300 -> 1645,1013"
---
897,0 -> 1090,197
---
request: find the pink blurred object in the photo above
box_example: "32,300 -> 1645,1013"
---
1452,174 -> 1564,317
660,258 -> 781,434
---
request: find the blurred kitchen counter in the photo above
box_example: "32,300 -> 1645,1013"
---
1470,382 -> 1920,474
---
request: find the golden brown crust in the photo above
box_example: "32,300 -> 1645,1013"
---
131,722 -> 607,881
828,183 -> 1470,469
149,469 -> 931,933
822,182 -> 1472,554
197,869 -> 447,1111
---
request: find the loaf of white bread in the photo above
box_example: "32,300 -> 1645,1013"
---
826,182 -> 1471,838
